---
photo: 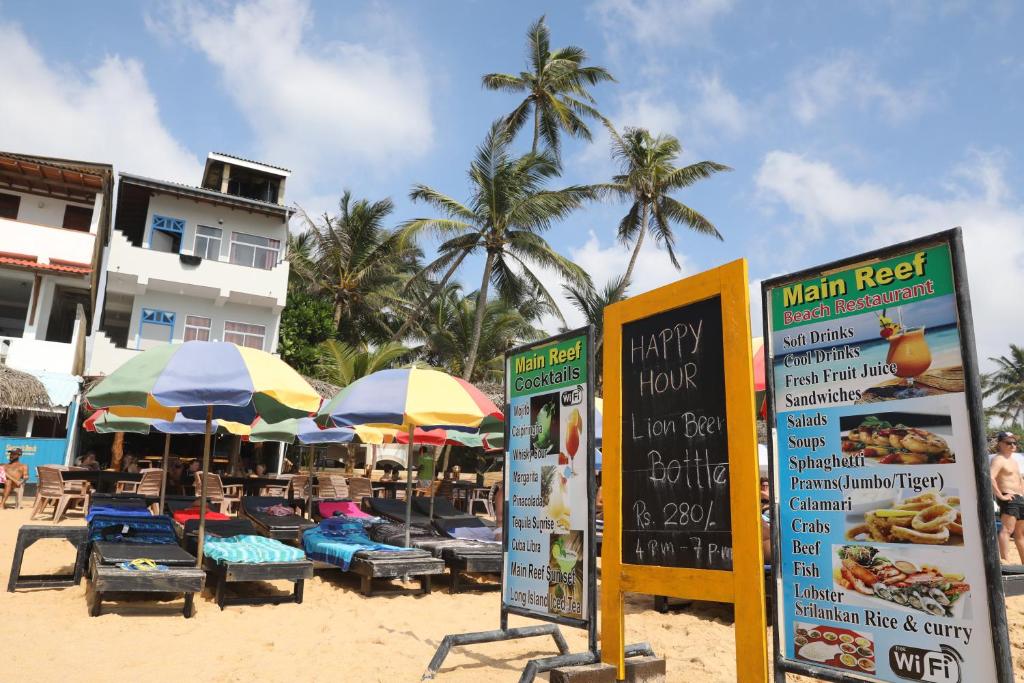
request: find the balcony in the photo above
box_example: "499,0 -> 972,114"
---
1,336 -> 76,374
104,229 -> 288,308
0,216 -> 95,266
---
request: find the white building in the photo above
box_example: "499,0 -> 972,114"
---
0,152 -> 113,472
89,153 -> 293,375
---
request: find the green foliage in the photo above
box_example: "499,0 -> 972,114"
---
400,121 -> 594,379
597,123 -> 730,286
296,191 -> 428,346
277,288 -> 334,376
984,343 -> 1024,426
483,15 -> 615,156
562,273 -> 629,387
315,339 -> 412,388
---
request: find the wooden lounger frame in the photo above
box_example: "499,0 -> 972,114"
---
204,557 -> 313,609
88,547 -> 205,618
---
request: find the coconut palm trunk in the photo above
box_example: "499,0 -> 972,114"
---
463,250 -> 496,380
622,204 -> 649,289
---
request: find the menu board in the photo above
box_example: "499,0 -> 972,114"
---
765,234 -> 1009,682
503,330 -> 593,626
620,295 -> 732,571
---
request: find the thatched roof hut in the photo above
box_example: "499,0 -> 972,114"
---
0,365 -> 51,413
304,376 -> 342,401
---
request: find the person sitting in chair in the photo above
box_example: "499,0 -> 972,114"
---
1,449 -> 29,509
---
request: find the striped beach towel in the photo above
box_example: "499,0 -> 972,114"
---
203,534 -> 306,564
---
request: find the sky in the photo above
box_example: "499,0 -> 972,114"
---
1,0 -> 1021,367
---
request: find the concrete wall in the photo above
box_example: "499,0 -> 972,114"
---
125,290 -> 281,352
0,216 -> 96,266
144,193 -> 288,261
0,187 -> 96,231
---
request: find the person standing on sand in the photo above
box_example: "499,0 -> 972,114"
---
1,448 -> 29,509
990,432 -> 1024,562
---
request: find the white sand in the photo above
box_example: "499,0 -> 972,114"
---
1,504 -> 1022,682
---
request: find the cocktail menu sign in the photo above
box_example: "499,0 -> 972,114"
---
763,229 -> 1012,682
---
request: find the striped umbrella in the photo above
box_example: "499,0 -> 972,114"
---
85,341 -> 320,568
84,408 -> 251,514
316,367 -> 501,544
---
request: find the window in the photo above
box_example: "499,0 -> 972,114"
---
224,321 -> 266,350
138,308 -> 175,350
62,204 -> 93,231
194,226 -> 222,260
0,192 -> 20,220
150,214 -> 185,253
229,232 -> 280,270
184,315 -> 211,341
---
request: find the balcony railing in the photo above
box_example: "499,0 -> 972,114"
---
0,217 -> 95,266
106,229 -> 288,308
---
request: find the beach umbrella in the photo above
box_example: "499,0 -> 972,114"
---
85,341 -> 320,567
316,367 -> 501,546
84,409 -> 251,514
248,417 -> 384,518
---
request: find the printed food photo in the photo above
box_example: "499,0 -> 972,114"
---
839,411 -> 956,465
833,545 -> 970,619
846,489 -> 963,546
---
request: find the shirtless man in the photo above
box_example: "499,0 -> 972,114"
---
990,432 -> 1024,562
1,448 -> 28,509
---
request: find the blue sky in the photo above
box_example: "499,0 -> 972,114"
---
1,0 -> 1021,365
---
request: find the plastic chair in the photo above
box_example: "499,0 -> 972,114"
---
193,471 -> 241,516
468,484 -> 497,518
31,466 -> 89,522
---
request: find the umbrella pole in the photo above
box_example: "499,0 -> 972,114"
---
195,406 -> 213,569
159,432 -> 170,515
404,424 -> 415,548
306,446 -> 314,520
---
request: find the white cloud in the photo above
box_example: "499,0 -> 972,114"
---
692,72 -> 747,137
591,0 -> 735,47
0,21 -> 200,182
155,0 -> 433,179
789,53 -> 933,125
755,149 -> 1024,366
544,231 -> 690,331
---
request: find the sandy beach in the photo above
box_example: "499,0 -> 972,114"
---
1,504 -> 1022,682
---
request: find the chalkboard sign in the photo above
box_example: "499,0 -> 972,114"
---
620,294 -> 733,570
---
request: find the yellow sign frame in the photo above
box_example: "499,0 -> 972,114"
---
600,258 -> 767,681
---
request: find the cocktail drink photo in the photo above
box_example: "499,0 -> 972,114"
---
885,326 -> 932,385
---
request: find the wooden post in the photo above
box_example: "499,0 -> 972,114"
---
228,435 -> 242,474
159,432 -> 170,515
195,406 -> 213,569
404,424 -> 415,548
111,431 -> 124,471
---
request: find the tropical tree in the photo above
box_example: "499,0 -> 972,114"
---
482,15 -> 614,156
314,339 -> 412,388
297,191 -> 425,346
599,124 -> 731,287
562,273 -> 629,385
420,287 -> 547,382
277,288 -> 335,376
398,121 -> 594,379
984,344 -> 1024,426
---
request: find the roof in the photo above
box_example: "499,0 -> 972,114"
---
0,253 -> 90,275
209,152 -> 291,175
0,151 -> 111,202
119,172 -> 293,219
0,364 -> 51,413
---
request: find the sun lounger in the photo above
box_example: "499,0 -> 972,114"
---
370,518 -> 502,594
86,514 -> 205,617
303,517 -> 444,596
315,499 -> 374,522
365,496 -> 436,528
179,518 -> 313,609
240,496 -> 316,543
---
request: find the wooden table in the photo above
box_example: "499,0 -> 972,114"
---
62,470 -> 142,494
221,476 -> 292,498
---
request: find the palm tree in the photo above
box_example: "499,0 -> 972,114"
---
482,15 -> 614,156
315,340 -> 412,388
421,288 -> 546,382
299,191 -> 426,346
398,121 -> 594,379
599,124 -> 731,287
984,344 -> 1024,426
562,273 -> 629,367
